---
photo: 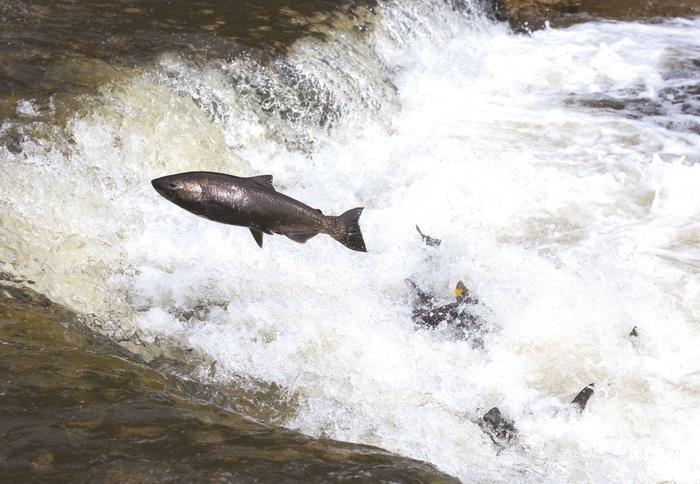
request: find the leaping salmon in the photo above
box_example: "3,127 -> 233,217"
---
151,171 -> 367,252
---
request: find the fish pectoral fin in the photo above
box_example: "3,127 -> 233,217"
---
248,175 -> 276,192
250,228 -> 265,248
284,230 -> 318,244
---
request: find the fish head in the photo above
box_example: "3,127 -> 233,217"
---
151,173 -> 204,206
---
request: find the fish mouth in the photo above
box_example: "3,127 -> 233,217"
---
151,177 -> 172,198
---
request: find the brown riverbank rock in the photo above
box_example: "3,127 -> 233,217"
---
573,0 -> 700,22
494,0 -> 581,32
495,0 -> 700,32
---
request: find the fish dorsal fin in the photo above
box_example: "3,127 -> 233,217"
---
248,175 -> 276,191
250,228 -> 264,248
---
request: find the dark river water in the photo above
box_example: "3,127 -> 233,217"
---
2,0 -> 700,482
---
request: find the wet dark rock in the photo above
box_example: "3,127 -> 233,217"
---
571,383 -> 595,413
0,284 -> 459,483
478,407 -> 518,449
2,285 -> 33,304
0,0 -> 382,122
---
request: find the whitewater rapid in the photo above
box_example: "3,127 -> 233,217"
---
1,1 -> 699,481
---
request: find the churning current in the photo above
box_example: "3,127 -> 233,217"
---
1,1 -> 699,482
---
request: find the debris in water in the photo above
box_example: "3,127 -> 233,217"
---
408,280 -> 484,348
415,225 -> 441,247
571,383 -> 595,413
453,280 -> 478,305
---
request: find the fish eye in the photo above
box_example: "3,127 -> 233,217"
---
168,182 -> 177,189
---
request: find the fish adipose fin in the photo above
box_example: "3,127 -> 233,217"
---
248,175 -> 276,192
331,207 -> 367,252
250,228 -> 264,248
285,230 -> 318,244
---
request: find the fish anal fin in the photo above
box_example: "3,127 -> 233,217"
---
250,228 -> 264,248
285,230 -> 318,244
248,175 -> 276,191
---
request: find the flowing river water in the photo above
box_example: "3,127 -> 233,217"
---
1,0 -> 700,481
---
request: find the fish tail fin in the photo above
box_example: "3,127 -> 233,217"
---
331,207 -> 367,252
